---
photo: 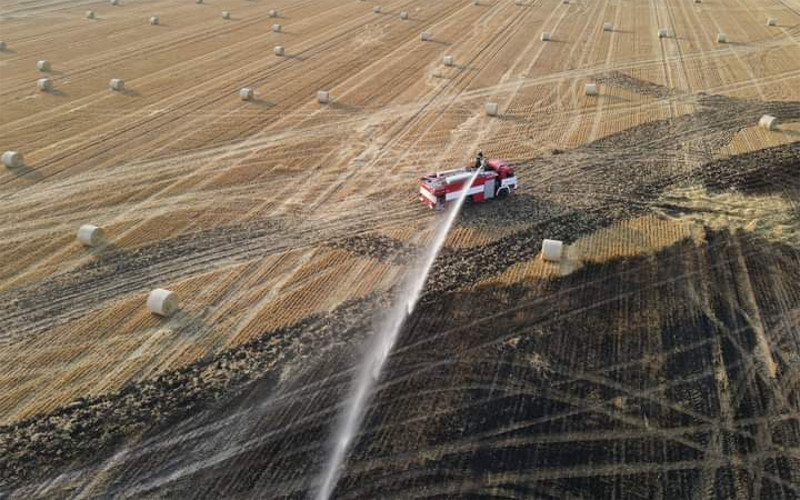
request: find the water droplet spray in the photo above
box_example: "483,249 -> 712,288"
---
315,167 -> 483,499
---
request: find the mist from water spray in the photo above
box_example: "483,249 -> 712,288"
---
315,168 -> 483,500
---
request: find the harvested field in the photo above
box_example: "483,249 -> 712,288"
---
2,0 -> 800,497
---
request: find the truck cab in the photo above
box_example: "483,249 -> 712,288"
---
484,159 -> 516,197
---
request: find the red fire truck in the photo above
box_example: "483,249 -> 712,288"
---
419,158 -> 517,210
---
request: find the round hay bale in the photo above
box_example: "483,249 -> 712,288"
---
2,151 -> 22,168
147,288 -> 179,317
585,83 -> 599,96
37,78 -> 52,91
542,239 -> 563,262
222,11 -> 231,19
541,31 -> 551,41
240,87 -> 254,101
109,78 -> 125,91
86,10 -> 95,19
77,224 -> 105,247
318,90 -> 330,104
150,16 -> 160,25
274,45 -> 285,56
272,23 -> 282,32
759,114 -> 778,131
485,102 -> 499,116
37,60 -> 51,72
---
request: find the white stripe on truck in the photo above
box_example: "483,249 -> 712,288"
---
445,185 -> 483,201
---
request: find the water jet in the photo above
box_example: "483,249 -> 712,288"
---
315,167 -> 483,500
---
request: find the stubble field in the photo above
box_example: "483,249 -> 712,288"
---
2,0 -> 800,497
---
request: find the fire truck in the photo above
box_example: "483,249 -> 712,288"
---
419,158 -> 517,209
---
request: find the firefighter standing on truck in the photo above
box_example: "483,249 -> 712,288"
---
475,150 -> 485,170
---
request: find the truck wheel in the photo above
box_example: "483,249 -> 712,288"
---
497,188 -> 509,199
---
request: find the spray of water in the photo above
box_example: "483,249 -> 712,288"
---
315,167 -> 483,500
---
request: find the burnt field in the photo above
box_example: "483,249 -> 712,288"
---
3,136 -> 800,497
